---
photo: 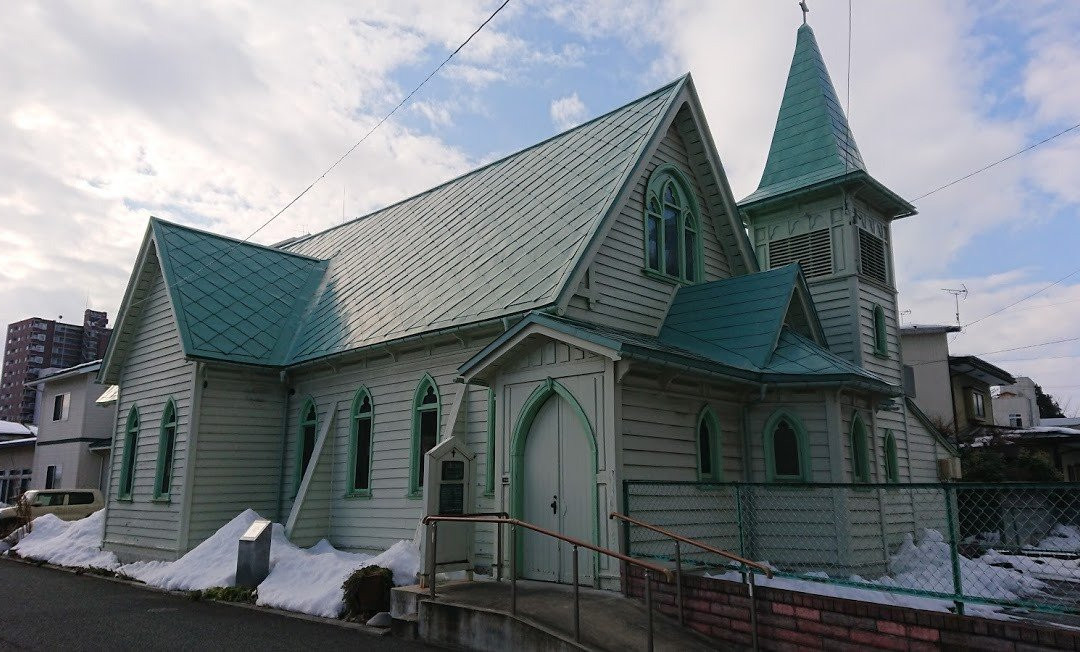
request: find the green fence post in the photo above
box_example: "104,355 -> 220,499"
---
735,483 -> 746,560
943,484 -> 965,616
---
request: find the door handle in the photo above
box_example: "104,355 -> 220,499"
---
550,495 -> 558,515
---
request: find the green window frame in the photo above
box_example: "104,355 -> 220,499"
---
294,398 -> 318,492
872,304 -> 888,357
883,430 -> 899,483
643,164 -> 702,284
696,406 -> 722,481
118,406 -> 139,500
850,413 -> 871,482
484,388 -> 495,496
763,410 -> 810,482
346,388 -> 374,498
408,375 -> 441,498
153,399 -> 178,501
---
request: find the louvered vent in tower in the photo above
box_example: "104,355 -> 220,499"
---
858,229 -> 888,285
768,229 -> 832,278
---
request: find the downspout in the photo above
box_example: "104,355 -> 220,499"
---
741,384 -> 768,481
275,370 -> 292,523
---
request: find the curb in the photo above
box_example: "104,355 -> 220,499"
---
0,555 -> 389,637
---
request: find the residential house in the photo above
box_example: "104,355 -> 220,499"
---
0,420 -> 35,503
993,376 -> 1040,428
25,360 -> 115,492
899,325 -> 1015,435
96,23 -> 959,587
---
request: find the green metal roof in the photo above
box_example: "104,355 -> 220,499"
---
660,264 -> 804,369
460,311 -> 895,392
151,219 -> 328,366
277,77 -> 684,364
142,78 -> 686,367
739,25 -> 914,217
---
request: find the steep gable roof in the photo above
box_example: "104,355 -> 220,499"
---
279,78 -> 685,364
740,24 -> 914,218
659,264 -> 824,369
151,219 -> 328,366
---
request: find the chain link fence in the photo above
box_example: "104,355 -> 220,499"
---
623,481 -> 1080,614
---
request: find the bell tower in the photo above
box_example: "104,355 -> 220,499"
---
739,21 -> 916,388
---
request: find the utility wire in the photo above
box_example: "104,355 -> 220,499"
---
961,266 -> 1080,328
912,121 -> 1080,202
906,335 -> 1080,368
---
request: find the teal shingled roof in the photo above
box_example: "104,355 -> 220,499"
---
278,77 -> 684,364
459,311 -> 895,393
659,264 -> 804,369
145,77 -> 685,367
151,219 -> 328,366
741,24 -> 863,206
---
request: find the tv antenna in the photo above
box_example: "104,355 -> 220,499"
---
941,285 -> 968,326
900,309 -> 912,324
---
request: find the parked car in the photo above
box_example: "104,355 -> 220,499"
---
0,489 -> 103,536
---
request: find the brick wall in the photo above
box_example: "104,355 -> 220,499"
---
626,567 -> 1080,651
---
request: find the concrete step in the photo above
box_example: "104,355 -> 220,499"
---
398,579 -> 723,652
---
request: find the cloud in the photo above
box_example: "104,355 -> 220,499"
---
550,93 -> 586,130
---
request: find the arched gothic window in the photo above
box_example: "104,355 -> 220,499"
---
644,166 -> 701,283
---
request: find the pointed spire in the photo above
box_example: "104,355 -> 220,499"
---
742,23 -> 867,206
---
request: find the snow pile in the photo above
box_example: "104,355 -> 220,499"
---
980,550 -> 1080,584
256,538 -> 419,618
1030,524 -> 1080,553
883,529 -> 1046,600
10,511 -> 120,570
123,510 -> 265,591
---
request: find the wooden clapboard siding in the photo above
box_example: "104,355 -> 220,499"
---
857,283 -> 902,384
103,254 -> 194,562
185,365 -> 285,549
809,277 -> 857,361
564,121 -> 733,334
746,393 -> 832,482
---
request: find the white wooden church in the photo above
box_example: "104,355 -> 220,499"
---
97,23 -> 957,588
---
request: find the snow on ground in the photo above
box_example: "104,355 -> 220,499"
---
7,509 -> 420,619
1029,524 -> 1080,553
10,511 -> 120,570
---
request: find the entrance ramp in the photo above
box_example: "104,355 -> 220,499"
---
392,579 -> 720,652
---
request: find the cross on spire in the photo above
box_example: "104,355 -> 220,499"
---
799,1 -> 809,24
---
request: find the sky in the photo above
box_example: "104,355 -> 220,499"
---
1,1 -> 1078,414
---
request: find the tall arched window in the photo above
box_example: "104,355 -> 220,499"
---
295,399 -> 318,490
873,304 -> 888,356
850,413 -> 871,482
696,407 -> 722,481
764,411 -> 808,481
348,388 -> 374,497
883,430 -> 899,483
119,407 -> 139,500
154,400 -> 178,500
409,375 -> 440,497
644,166 -> 701,283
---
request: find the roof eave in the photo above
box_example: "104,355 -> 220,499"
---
740,170 -> 916,220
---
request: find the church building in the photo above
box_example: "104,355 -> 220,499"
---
96,22 -> 957,588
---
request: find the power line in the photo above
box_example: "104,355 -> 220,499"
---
911,121 -> 1080,202
907,335 -> 1080,368
961,266 -> 1080,329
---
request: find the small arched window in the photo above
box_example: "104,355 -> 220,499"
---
409,375 -> 441,497
765,411 -> 807,481
850,413 -> 870,482
154,400 -> 178,500
696,407 -> 722,481
295,399 -> 318,490
644,166 -> 701,283
348,389 -> 374,497
119,407 -> 140,500
873,305 -> 888,357
883,430 -> 899,483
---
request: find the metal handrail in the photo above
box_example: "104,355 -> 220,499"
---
423,514 -> 672,651
609,512 -> 773,577
610,511 -> 768,651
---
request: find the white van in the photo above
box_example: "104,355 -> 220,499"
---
0,489 -> 103,536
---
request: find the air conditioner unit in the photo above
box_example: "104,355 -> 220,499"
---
937,458 -> 962,481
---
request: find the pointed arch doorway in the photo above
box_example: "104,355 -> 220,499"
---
510,378 -> 597,585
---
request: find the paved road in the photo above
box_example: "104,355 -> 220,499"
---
0,560 -> 437,651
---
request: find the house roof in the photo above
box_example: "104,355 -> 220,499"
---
0,420 -> 34,437
24,359 -> 102,387
461,287 -> 895,395
0,436 -> 35,449
738,24 -> 914,218
948,355 -> 1015,386
659,264 -> 824,369
117,77 -> 688,371
900,324 -> 962,336
965,424 -> 1080,450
